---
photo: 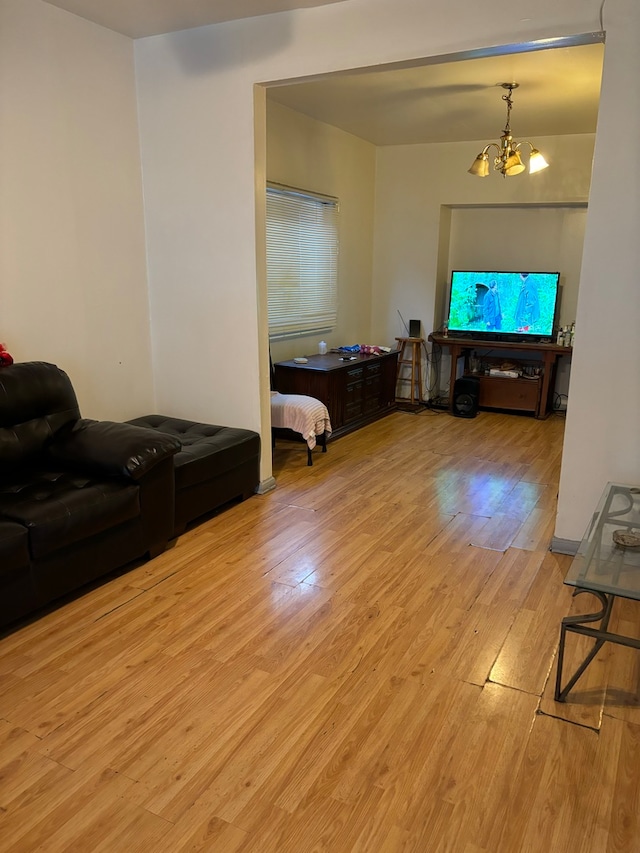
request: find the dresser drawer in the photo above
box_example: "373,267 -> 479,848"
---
345,378 -> 364,422
364,361 -> 381,378
345,366 -> 364,387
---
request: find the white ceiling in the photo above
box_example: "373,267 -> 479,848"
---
42,0 -> 347,39
41,1 -> 605,147
267,42 -> 605,146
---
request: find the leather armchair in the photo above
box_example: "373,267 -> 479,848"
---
0,362 -> 181,629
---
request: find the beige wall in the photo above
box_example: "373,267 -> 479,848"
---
0,0 -> 154,419
556,0 -> 640,543
447,206 -> 587,332
266,101 -> 376,363
271,103 -> 589,402
371,133 -> 595,347
267,113 -> 590,399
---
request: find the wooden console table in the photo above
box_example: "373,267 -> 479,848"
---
428,334 -> 572,419
273,350 -> 400,439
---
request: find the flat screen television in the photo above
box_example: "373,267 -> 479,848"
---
445,270 -> 560,342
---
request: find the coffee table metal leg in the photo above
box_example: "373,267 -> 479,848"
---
554,589 -> 612,702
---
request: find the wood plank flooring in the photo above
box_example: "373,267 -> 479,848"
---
2,408 -> 640,851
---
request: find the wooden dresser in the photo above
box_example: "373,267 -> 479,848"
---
273,350 -> 400,439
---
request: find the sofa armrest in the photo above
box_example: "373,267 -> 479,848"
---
47,419 -> 181,481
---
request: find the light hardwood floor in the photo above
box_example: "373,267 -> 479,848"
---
1,408 -> 639,852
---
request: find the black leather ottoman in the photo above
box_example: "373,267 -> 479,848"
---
127,415 -> 260,536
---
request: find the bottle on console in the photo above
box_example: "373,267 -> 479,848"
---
556,327 -> 564,346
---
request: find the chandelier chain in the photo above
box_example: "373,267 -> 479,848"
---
502,86 -> 514,132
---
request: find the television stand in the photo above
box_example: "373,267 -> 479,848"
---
428,334 -> 572,419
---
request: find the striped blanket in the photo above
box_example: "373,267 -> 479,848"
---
270,392 -> 332,450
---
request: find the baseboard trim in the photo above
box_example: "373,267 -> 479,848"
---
256,476 -> 277,495
550,537 -> 579,556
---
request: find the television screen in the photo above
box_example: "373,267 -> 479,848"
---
446,271 -> 560,340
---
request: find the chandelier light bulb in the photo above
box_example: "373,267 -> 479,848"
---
504,150 -> 525,176
528,148 -> 550,173
468,152 -> 490,177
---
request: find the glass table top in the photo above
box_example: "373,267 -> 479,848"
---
565,482 -> 640,600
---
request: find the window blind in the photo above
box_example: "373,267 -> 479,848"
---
266,184 -> 338,340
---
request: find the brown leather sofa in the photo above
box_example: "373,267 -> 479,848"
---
0,362 -> 181,629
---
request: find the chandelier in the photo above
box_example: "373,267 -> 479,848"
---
468,83 -> 549,178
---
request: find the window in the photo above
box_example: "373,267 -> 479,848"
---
266,183 -> 338,340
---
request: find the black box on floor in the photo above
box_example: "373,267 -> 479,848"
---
452,376 -> 480,418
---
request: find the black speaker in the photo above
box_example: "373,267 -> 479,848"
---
452,376 -> 480,418
409,319 -> 421,338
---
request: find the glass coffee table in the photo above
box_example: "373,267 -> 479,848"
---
555,482 -> 640,702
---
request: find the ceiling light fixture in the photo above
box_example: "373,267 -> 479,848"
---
468,83 -> 549,178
